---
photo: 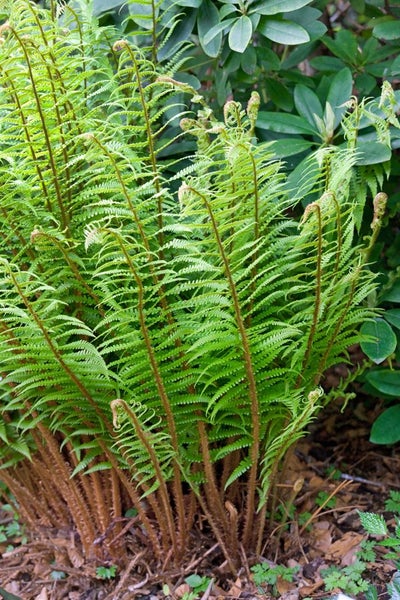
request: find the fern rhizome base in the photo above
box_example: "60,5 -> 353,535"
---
0,0 -> 388,575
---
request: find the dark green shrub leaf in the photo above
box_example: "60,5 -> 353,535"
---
256,46 -> 281,70
355,71 -> 379,96
282,40 -> 318,69
360,318 -> 397,364
228,15 -> 253,53
128,1 -> 157,30
323,29 -> 359,63
350,0 -> 365,12
258,18 -> 310,44
370,405 -> 400,444
326,67 -> 353,128
373,20 -> 400,40
257,112 -> 317,134
285,153 -> 320,199
157,8 -> 197,60
355,141 -> 391,165
93,0 -> 124,16
366,370 -> 400,396
382,281 -> 400,303
309,55 -> 345,72
285,7 -> 326,40
392,56 -> 400,76
241,46 -> 257,74
270,138 -> 314,158
203,18 -> 236,46
294,84 -> 323,127
198,0 -> 222,57
384,309 -> 400,331
254,0 -> 313,15
265,78 -> 294,111
175,0 -> 202,6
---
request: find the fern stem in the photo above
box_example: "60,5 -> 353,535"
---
2,74 -> 51,211
33,422 -> 97,554
120,44 -> 164,248
109,231 -> 187,549
31,229 -> 104,317
7,266 -> 108,425
316,193 -> 387,382
111,399 -> 179,556
97,438 -> 163,558
150,0 -> 158,67
196,418 -> 231,541
297,202 -> 323,385
196,493 -> 238,575
23,30 -> 74,211
186,187 -> 261,548
9,27 -> 70,230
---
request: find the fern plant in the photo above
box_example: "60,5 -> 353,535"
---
0,0 -> 390,572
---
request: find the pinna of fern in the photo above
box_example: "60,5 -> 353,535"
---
0,0 -> 389,572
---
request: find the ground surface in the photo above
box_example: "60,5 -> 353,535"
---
0,391 -> 399,600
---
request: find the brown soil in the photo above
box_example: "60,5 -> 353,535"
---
0,394 -> 399,600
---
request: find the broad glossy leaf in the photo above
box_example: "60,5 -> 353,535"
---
310,56 -> 344,72
257,111 -> 317,135
294,84 -> 323,128
355,72 -> 378,96
285,153 -> 320,200
370,405 -> 400,444
326,67 -> 352,128
256,46 -> 281,70
241,45 -> 257,74
220,4 -> 237,18
128,1 -> 157,30
203,17 -> 236,46
382,282 -> 400,303
281,40 -> 317,69
373,20 -> 400,40
392,55 -> 400,76
93,0 -> 124,15
265,78 -> 293,111
360,318 -> 397,364
385,309 -> 400,331
355,141 -> 391,165
284,7 -> 327,41
323,29 -> 359,64
271,138 -> 314,158
157,8 -> 197,60
252,0 -> 312,15
174,0 -> 202,6
351,0 -> 365,11
228,15 -> 253,53
258,18 -> 310,44
366,370 -> 400,396
198,0 -> 222,57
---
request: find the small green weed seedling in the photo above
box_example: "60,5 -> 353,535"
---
50,570 -> 67,581
315,490 -> 338,510
163,575 -> 213,600
0,505 -> 27,552
182,575 -> 213,600
322,491 -> 400,599
322,556 -> 370,596
95,565 -> 118,580
251,562 -> 299,597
